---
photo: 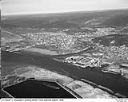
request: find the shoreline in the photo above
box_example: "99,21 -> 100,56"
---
22,48 -> 58,55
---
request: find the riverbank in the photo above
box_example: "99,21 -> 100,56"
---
22,48 -> 58,55
3,66 -> 116,98
2,51 -> 128,97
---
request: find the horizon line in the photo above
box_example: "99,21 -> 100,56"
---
2,8 -> 128,16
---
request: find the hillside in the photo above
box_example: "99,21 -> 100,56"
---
92,34 -> 128,46
2,9 -> 128,29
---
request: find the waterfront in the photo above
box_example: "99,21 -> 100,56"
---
3,79 -> 75,98
2,50 -> 128,97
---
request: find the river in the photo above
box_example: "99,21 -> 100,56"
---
1,50 -> 128,97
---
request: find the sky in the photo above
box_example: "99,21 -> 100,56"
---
1,0 -> 128,15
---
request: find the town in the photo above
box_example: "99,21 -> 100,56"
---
65,44 -> 128,79
2,27 -> 128,79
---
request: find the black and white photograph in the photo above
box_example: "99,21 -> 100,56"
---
1,0 -> 128,101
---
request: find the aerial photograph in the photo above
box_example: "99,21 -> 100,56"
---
1,0 -> 128,99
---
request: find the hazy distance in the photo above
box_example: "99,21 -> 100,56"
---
1,0 -> 128,15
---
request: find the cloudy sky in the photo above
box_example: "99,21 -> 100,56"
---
1,0 -> 128,15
